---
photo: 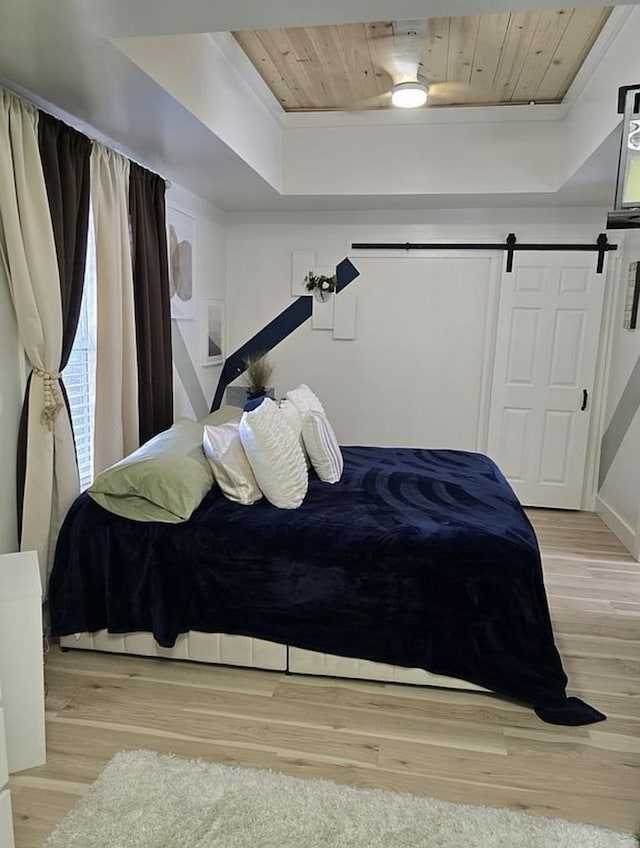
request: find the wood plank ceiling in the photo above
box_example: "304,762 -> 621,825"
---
233,7 -> 612,111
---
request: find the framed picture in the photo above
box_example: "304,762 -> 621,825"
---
167,205 -> 196,320
202,299 -> 225,366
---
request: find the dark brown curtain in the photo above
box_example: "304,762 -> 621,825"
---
38,113 -> 92,368
17,112 -> 91,533
128,162 -> 173,443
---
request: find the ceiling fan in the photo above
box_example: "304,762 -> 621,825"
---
358,20 -> 476,110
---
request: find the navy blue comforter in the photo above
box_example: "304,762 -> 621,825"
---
49,446 -> 604,725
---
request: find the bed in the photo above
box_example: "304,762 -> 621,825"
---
49,441 -> 604,726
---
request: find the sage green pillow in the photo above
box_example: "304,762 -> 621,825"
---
199,405 -> 241,428
88,418 -> 213,523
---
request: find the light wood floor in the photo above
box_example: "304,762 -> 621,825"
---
9,509 -> 640,846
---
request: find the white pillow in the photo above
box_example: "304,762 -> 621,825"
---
285,383 -> 325,419
203,422 -> 262,505
278,399 -> 308,464
239,398 -> 308,509
302,410 -> 343,484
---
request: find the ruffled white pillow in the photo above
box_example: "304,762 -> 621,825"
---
203,421 -> 262,506
302,410 -> 343,484
285,384 -> 325,419
239,398 -> 308,509
278,399 -> 308,464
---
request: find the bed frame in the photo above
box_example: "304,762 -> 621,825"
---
60,630 -> 486,691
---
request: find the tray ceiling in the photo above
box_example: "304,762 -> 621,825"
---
233,6 -> 611,111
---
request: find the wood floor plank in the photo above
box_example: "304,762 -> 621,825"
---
377,736 -> 640,801
10,786 -> 80,848
273,679 -> 559,730
45,651 -> 281,695
54,699 -> 381,767
10,509 -> 640,843
46,668 -> 508,755
553,611 -> 640,640
553,633 -> 640,661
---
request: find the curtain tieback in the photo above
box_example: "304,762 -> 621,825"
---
33,367 -> 63,429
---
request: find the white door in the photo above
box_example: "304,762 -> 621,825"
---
487,251 -> 607,509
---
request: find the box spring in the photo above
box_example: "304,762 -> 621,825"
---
60,631 -> 486,692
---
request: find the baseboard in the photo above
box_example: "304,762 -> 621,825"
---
595,494 -> 639,560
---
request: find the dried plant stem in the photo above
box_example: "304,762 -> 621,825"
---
242,353 -> 273,397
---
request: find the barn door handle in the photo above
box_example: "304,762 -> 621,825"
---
581,389 -> 588,411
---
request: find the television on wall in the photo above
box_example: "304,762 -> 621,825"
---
607,84 -> 640,229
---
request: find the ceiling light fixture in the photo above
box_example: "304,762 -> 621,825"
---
391,81 -> 428,109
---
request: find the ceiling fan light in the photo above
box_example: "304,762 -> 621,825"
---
391,81 -> 428,108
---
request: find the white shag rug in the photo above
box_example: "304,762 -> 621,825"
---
44,749 -> 635,848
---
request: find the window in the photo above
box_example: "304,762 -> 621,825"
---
63,218 -> 97,490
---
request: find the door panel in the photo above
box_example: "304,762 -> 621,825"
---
507,308 -> 540,383
487,252 -> 607,508
539,410 -> 572,484
500,408 -> 530,481
549,310 -> 584,386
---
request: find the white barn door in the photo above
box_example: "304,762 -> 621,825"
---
487,251 -> 607,508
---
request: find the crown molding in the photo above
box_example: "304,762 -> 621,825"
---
283,102 -> 567,130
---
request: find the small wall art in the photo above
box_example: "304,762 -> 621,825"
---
168,205 -> 196,320
624,261 -> 640,330
202,299 -> 225,366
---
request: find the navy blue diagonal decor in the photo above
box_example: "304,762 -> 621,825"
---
210,257 -> 360,412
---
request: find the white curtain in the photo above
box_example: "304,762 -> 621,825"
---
0,90 -> 79,592
90,143 -> 139,474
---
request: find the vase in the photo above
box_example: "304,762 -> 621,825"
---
225,386 -> 274,409
314,288 -> 333,303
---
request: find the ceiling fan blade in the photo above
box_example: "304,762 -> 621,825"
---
426,80 -> 477,107
343,92 -> 393,112
367,26 -> 424,84
387,56 -> 423,85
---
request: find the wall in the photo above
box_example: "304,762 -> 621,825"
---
0,265 -> 25,554
284,117 -> 565,197
597,230 -> 640,559
167,183 -> 227,420
226,208 -> 609,453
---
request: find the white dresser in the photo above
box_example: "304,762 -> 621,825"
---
0,551 -> 46,773
0,680 -> 15,848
